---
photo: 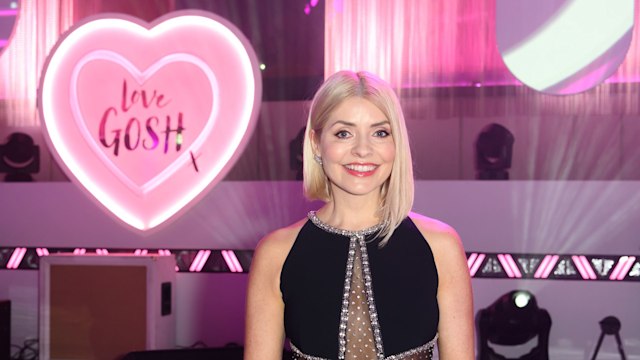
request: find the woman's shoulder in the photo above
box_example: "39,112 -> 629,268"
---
252,217 -> 308,267
408,212 -> 460,245
407,212 -> 467,269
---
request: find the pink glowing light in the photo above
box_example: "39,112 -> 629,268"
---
6,247 -> 26,269
534,255 -> 551,278
134,249 -> 148,256
497,254 -> 515,278
38,11 -> 262,232
617,256 -> 636,280
0,9 -> 18,17
578,256 -> 597,280
189,250 -> 210,272
221,250 -> 243,272
534,254 -> 559,279
468,253 -> 485,277
36,248 -> 50,257
467,253 -> 477,269
610,256 -> 636,280
73,248 -> 87,255
505,254 -> 522,278
572,255 -> 590,280
228,250 -> 243,272
96,248 -> 109,255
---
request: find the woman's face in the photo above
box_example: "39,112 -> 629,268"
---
312,97 -> 395,200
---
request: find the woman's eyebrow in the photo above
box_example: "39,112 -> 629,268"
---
329,120 -> 390,127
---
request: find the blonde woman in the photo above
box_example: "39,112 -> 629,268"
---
245,71 -> 474,360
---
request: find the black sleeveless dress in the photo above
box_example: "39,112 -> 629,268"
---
280,212 -> 439,360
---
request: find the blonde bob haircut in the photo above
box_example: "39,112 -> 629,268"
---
302,70 -> 414,245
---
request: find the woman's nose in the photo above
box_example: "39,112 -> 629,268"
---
352,136 -> 373,157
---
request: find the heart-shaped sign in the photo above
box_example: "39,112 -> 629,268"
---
38,10 -> 262,232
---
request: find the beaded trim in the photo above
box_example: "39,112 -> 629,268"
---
290,334 -> 438,360
385,334 -> 438,360
337,236 -> 357,359
357,234 -> 385,359
290,342 -> 331,360
308,211 -> 385,238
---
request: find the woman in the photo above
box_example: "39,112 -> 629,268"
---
245,71 -> 474,359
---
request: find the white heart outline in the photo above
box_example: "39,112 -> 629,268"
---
70,49 -> 220,195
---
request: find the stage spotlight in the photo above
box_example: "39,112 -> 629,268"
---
477,290 -> 551,360
0,132 -> 40,181
475,123 -> 514,180
590,316 -> 627,360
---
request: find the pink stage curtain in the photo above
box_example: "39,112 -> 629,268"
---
324,0 -> 640,90
0,0 -> 75,127
0,0 -> 175,127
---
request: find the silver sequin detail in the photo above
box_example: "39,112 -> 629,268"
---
308,211 -> 384,239
356,234 -> 385,359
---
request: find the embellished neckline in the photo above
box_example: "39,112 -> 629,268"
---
308,211 -> 384,238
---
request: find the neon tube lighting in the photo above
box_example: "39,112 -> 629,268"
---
469,253 -> 485,277
467,253 -> 478,269
616,256 -> 636,280
505,254 -> 522,278
498,254 -> 515,278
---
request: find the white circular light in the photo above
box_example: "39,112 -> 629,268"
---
514,291 -> 531,308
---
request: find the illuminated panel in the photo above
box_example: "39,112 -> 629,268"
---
496,0 -> 634,94
0,248 -> 637,279
38,11 -> 262,232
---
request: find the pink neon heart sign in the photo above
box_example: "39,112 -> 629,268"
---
38,11 -> 262,232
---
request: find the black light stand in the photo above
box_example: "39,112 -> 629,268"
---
590,316 -> 626,360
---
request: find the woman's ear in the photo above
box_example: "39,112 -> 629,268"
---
310,129 -> 320,155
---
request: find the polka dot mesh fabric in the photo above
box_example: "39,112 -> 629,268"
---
345,245 -> 377,359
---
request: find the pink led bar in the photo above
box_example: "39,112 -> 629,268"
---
95,248 -> 109,255
609,256 -> 637,280
221,250 -> 243,272
467,253 -> 486,277
6,247 -> 27,269
497,254 -> 522,278
572,255 -> 597,280
189,250 -> 211,272
133,249 -> 149,256
533,254 -> 559,279
36,248 -> 50,257
73,248 -> 86,255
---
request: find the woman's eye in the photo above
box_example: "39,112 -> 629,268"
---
335,130 -> 350,138
374,129 -> 390,137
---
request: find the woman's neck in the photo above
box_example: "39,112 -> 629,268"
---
316,191 -> 383,231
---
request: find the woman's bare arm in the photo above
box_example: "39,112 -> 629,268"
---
412,214 -> 475,360
244,225 -> 300,360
